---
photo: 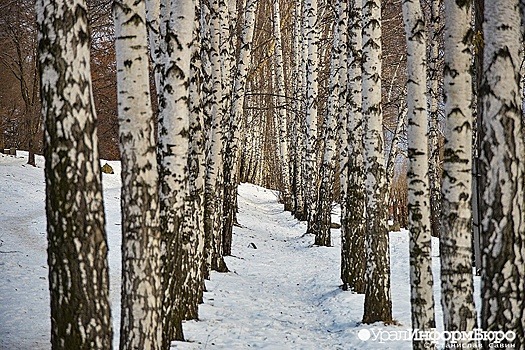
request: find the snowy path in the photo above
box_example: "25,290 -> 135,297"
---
179,184 -> 410,349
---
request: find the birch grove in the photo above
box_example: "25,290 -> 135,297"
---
31,0 -> 525,346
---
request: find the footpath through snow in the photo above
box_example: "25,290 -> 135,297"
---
0,153 -> 481,350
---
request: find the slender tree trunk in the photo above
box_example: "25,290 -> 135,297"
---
157,0 -> 195,344
182,0 -> 207,320
304,0 -> 319,233
205,0 -> 228,273
341,0 -> 366,293
222,0 -> 258,256
272,0 -> 293,211
313,0 -> 345,247
402,1 -> 436,348
427,0 -> 442,239
440,0 -> 477,341
361,0 -> 392,324
37,0 -> 113,347
480,1 -> 525,347
114,0 -> 162,348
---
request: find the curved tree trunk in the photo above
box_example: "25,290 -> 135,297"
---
402,1 -> 436,348
37,0 -> 113,347
480,1 -> 525,347
440,0 -> 477,342
114,0 -> 162,348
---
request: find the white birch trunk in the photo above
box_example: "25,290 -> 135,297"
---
402,1 -> 436,348
440,0 -> 477,339
37,0 -> 113,346
272,0 -> 293,211
113,0 -> 162,348
223,0 -> 258,256
481,1 -> 525,347
361,0 -> 392,324
205,0 -> 228,273
304,0 -> 320,233
341,0 -> 366,293
157,0 -> 194,344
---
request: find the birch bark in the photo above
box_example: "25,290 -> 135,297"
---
440,0 -> 477,340
402,1 -> 436,348
480,1 -> 525,346
37,0 -> 113,346
113,0 -> 162,347
361,0 -> 392,324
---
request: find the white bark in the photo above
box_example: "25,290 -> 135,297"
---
341,0 -> 366,293
37,0 -> 113,347
402,1 -> 436,348
157,0 -> 194,344
272,0 -> 292,210
304,0 -> 319,233
481,0 -> 525,346
114,0 -> 162,348
440,0 -> 477,338
205,0 -> 228,273
361,0 -> 392,324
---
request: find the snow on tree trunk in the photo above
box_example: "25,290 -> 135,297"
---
480,0 -> 525,347
36,0 -> 113,347
304,0 -> 319,233
157,0 -> 195,344
113,0 -> 162,348
341,0 -> 366,293
205,0 -> 228,273
402,1 -> 436,348
272,0 -> 293,212
223,0 -> 258,256
440,0 -> 477,340
361,0 -> 393,324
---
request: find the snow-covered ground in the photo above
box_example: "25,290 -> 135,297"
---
0,152 -> 481,349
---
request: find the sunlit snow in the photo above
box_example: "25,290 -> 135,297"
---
0,152 -> 481,349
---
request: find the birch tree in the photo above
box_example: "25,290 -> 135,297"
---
480,0 -> 525,346
36,0 -> 113,347
402,0 -> 436,348
361,0 -> 392,324
272,0 -> 293,211
293,0 -> 307,221
341,0 -> 366,293
313,0 -> 346,247
304,0 -> 320,233
182,0 -> 206,320
113,0 -> 162,348
157,0 -> 195,343
223,0 -> 258,256
440,0 -> 477,339
205,0 -> 228,273
427,0 -> 442,238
